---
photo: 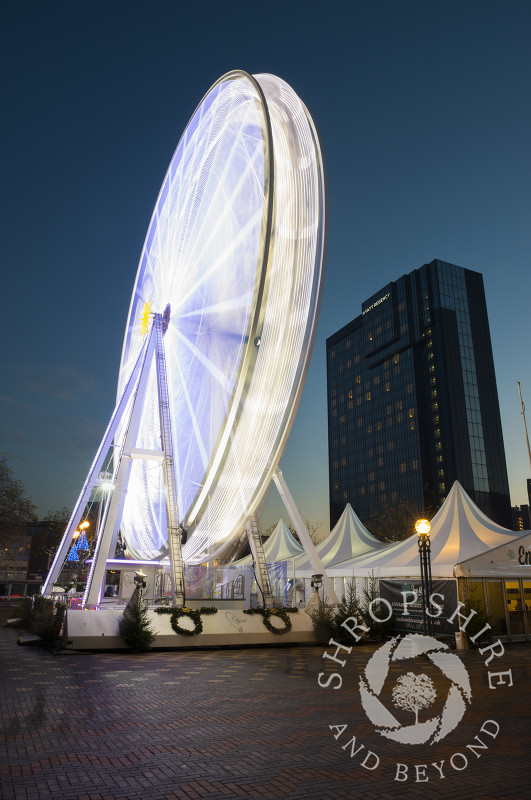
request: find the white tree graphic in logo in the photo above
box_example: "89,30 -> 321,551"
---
359,634 -> 471,745
392,672 -> 436,725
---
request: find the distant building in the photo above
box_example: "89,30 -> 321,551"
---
0,531 -> 31,582
327,259 -> 511,529
511,505 -> 531,531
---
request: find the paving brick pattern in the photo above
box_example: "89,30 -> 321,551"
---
1,616 -> 530,800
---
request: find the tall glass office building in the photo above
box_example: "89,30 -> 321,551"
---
327,259 -> 511,529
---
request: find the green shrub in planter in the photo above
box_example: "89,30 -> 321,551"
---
30,596 -> 66,645
308,595 -> 336,644
119,588 -> 156,652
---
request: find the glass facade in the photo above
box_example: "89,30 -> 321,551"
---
327,259 -> 511,529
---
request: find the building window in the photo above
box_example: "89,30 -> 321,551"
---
412,459 -> 419,470
399,462 -> 407,473
406,383 -> 413,393
408,407 -> 415,418
385,381 -> 390,392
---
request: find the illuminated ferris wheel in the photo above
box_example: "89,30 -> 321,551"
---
43,70 -> 328,607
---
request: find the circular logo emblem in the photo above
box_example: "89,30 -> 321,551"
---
359,633 -> 471,745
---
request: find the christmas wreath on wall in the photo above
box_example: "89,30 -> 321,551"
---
155,606 -> 217,636
243,607 -> 298,635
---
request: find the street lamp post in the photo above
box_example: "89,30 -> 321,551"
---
415,519 -> 433,635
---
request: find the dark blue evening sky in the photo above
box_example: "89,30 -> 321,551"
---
2,0 -> 530,533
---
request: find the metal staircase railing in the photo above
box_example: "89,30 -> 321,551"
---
247,514 -> 273,607
154,312 -> 185,608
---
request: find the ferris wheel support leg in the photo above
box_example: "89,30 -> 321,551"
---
272,468 -> 338,605
246,515 -> 273,608
84,327 -> 157,608
41,338 -> 151,597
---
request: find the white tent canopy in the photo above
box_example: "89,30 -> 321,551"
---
230,518 -> 304,567
293,503 -> 384,575
455,531 -> 531,578
327,481 -> 522,579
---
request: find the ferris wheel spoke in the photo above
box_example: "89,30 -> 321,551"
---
182,136 -> 265,276
173,326 -> 232,393
171,349 -> 210,471
174,208 -> 263,316
171,103 -> 264,276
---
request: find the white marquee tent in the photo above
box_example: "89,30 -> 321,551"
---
326,481 -> 523,579
293,503 -> 384,575
230,518 -> 303,567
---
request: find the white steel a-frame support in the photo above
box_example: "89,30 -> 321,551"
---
272,467 -> 339,605
43,312 -> 185,609
42,332 -> 154,599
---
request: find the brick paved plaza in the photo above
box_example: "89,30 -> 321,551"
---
1,612 -> 530,800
